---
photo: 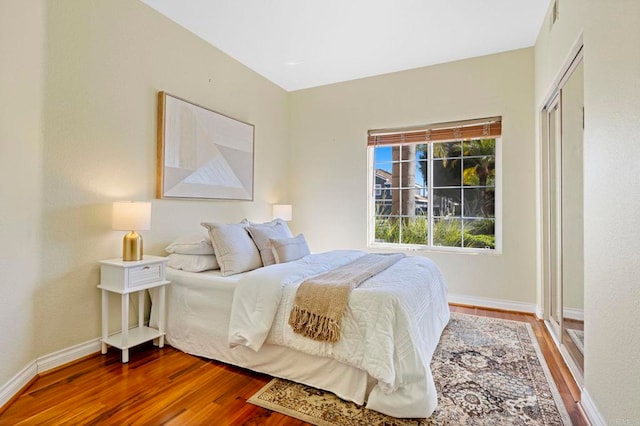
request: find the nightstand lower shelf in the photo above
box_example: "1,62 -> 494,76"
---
103,326 -> 163,350
100,278 -> 168,363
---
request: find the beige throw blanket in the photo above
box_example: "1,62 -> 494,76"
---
288,253 -> 406,343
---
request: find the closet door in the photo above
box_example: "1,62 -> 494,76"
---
561,61 -> 584,374
545,95 -> 563,340
542,52 -> 584,381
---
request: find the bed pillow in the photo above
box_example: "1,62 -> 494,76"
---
246,219 -> 293,266
167,253 -> 219,272
270,234 -> 310,264
201,222 -> 262,276
165,234 -> 215,255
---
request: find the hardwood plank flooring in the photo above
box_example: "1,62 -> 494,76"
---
0,305 -> 588,425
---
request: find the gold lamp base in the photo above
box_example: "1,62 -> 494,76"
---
122,231 -> 143,261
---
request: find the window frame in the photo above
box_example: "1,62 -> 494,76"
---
367,127 -> 502,254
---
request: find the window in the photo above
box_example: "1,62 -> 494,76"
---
368,117 -> 501,251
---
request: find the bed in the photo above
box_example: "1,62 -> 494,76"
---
151,249 -> 450,418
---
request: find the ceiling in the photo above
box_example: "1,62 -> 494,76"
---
141,0 -> 551,92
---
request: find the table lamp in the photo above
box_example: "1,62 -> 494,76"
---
272,204 -> 293,221
112,201 -> 151,261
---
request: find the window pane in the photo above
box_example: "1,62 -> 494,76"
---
463,188 -> 495,218
374,197 -> 392,216
433,159 -> 461,187
374,160 -> 393,217
374,216 -> 400,244
415,144 -> 429,161
401,156 -> 416,184
433,188 -> 462,218
433,218 -> 463,248
374,146 -> 393,168
376,188 -> 424,216
415,192 -> 428,216
399,216 -> 429,245
463,138 -> 495,156
415,160 -> 428,191
462,157 -> 495,187
399,144 -> 417,162
415,143 -> 429,192
433,141 -> 461,159
463,218 -> 495,249
396,188 -> 417,215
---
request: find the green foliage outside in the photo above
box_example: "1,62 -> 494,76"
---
375,217 -> 495,249
375,216 -> 428,245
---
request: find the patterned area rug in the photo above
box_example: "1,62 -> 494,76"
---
567,328 -> 584,355
248,313 -> 570,425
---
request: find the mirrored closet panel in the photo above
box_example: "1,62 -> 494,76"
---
560,59 -> 584,375
542,50 -> 584,381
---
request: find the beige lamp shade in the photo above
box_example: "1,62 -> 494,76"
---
112,202 -> 151,261
112,202 -> 151,231
272,204 -> 292,221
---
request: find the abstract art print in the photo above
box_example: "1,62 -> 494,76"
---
156,92 -> 254,200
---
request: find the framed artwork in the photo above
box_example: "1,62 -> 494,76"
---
156,92 -> 255,200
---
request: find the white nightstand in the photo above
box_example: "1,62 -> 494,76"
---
98,255 -> 170,363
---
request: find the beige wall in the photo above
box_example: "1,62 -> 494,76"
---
535,0 -> 640,422
0,0 -> 46,386
0,0 -> 289,383
290,48 -> 536,304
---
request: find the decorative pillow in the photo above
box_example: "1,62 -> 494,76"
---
246,219 -> 293,266
201,222 -> 262,276
165,234 -> 214,255
167,253 -> 219,272
270,234 -> 310,264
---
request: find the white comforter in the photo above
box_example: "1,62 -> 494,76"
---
229,250 -> 450,418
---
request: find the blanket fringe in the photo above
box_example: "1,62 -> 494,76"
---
288,305 -> 340,343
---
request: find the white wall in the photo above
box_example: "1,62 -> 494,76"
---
289,48 -> 536,304
0,0 -> 45,387
0,0 -> 290,379
535,0 -> 640,422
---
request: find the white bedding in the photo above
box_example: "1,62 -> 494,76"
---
157,250 -> 449,418
229,250 -> 450,418
156,266 -> 373,407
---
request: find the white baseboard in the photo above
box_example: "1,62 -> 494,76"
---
448,293 -> 538,314
36,338 -> 101,374
0,361 -> 37,409
581,389 -> 606,426
0,338 -> 100,409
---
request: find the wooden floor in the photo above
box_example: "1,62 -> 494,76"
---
0,305 -> 588,425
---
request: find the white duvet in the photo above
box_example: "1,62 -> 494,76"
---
229,250 -> 450,418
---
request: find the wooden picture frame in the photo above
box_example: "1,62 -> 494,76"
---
156,92 -> 255,200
